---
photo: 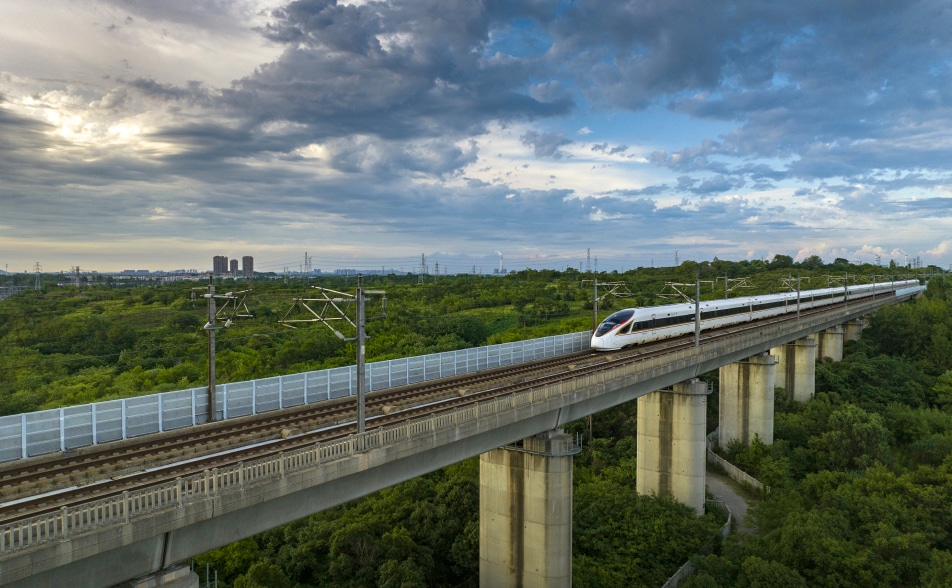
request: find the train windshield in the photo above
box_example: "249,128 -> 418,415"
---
594,309 -> 635,337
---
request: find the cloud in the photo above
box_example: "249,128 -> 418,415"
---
225,0 -> 573,146
2,0 -> 952,271
926,240 -> 952,256
520,130 -> 572,159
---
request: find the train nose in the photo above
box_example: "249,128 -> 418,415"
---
591,334 -> 611,350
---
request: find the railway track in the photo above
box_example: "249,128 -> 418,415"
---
0,295 -> 886,525
0,347 -> 619,505
0,339 -> 677,524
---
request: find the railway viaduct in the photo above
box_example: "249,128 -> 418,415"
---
0,285 -> 923,587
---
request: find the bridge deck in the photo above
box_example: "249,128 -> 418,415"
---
0,290 -> 919,587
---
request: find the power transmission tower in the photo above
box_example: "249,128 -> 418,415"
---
280,275 -> 386,433
69,266 -> 84,290
419,254 -> 427,284
33,262 -> 41,290
201,277 -> 254,422
303,252 -> 313,283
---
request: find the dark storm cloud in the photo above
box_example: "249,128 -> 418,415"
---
549,0 -> 738,108
8,0 -> 952,270
657,1 -> 952,179
113,0 -> 952,194
218,0 -> 571,144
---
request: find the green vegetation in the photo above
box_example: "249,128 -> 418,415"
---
692,276 -> 952,587
188,397 -> 727,588
569,423 -> 725,588
1,259 -> 946,587
0,272 -> 596,415
0,259 -> 928,416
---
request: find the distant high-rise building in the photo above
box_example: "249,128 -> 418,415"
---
213,256 -> 228,276
242,256 -> 254,278
229,259 -> 238,276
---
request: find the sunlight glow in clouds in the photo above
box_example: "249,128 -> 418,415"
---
0,0 -> 950,272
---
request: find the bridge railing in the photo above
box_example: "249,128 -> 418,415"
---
0,332 -> 591,463
0,295 -> 897,559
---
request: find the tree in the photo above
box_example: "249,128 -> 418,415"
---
809,404 -> 891,470
933,371 -> 952,412
736,556 -> 807,588
234,562 -> 293,588
921,550 -> 952,587
799,255 -> 824,270
768,254 -> 794,269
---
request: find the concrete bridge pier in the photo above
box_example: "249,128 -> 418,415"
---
811,326 -> 845,361
771,338 -> 817,402
843,318 -> 865,342
116,563 -> 199,588
636,379 -> 709,515
479,429 -> 580,588
718,352 -> 776,447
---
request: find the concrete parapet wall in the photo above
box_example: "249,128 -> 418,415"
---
706,451 -> 767,494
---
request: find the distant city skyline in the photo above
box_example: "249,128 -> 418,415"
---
2,1 -> 951,272
0,249 -> 942,278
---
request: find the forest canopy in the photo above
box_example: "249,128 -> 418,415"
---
0,261 -> 947,587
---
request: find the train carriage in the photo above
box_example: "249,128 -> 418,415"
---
591,280 -> 919,351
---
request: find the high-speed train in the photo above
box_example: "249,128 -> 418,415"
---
591,279 -> 920,351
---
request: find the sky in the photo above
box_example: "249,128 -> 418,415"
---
1,0 -> 951,275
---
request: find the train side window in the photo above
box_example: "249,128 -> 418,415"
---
620,321 -> 633,335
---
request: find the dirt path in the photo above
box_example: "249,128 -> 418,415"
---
706,467 -> 755,533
